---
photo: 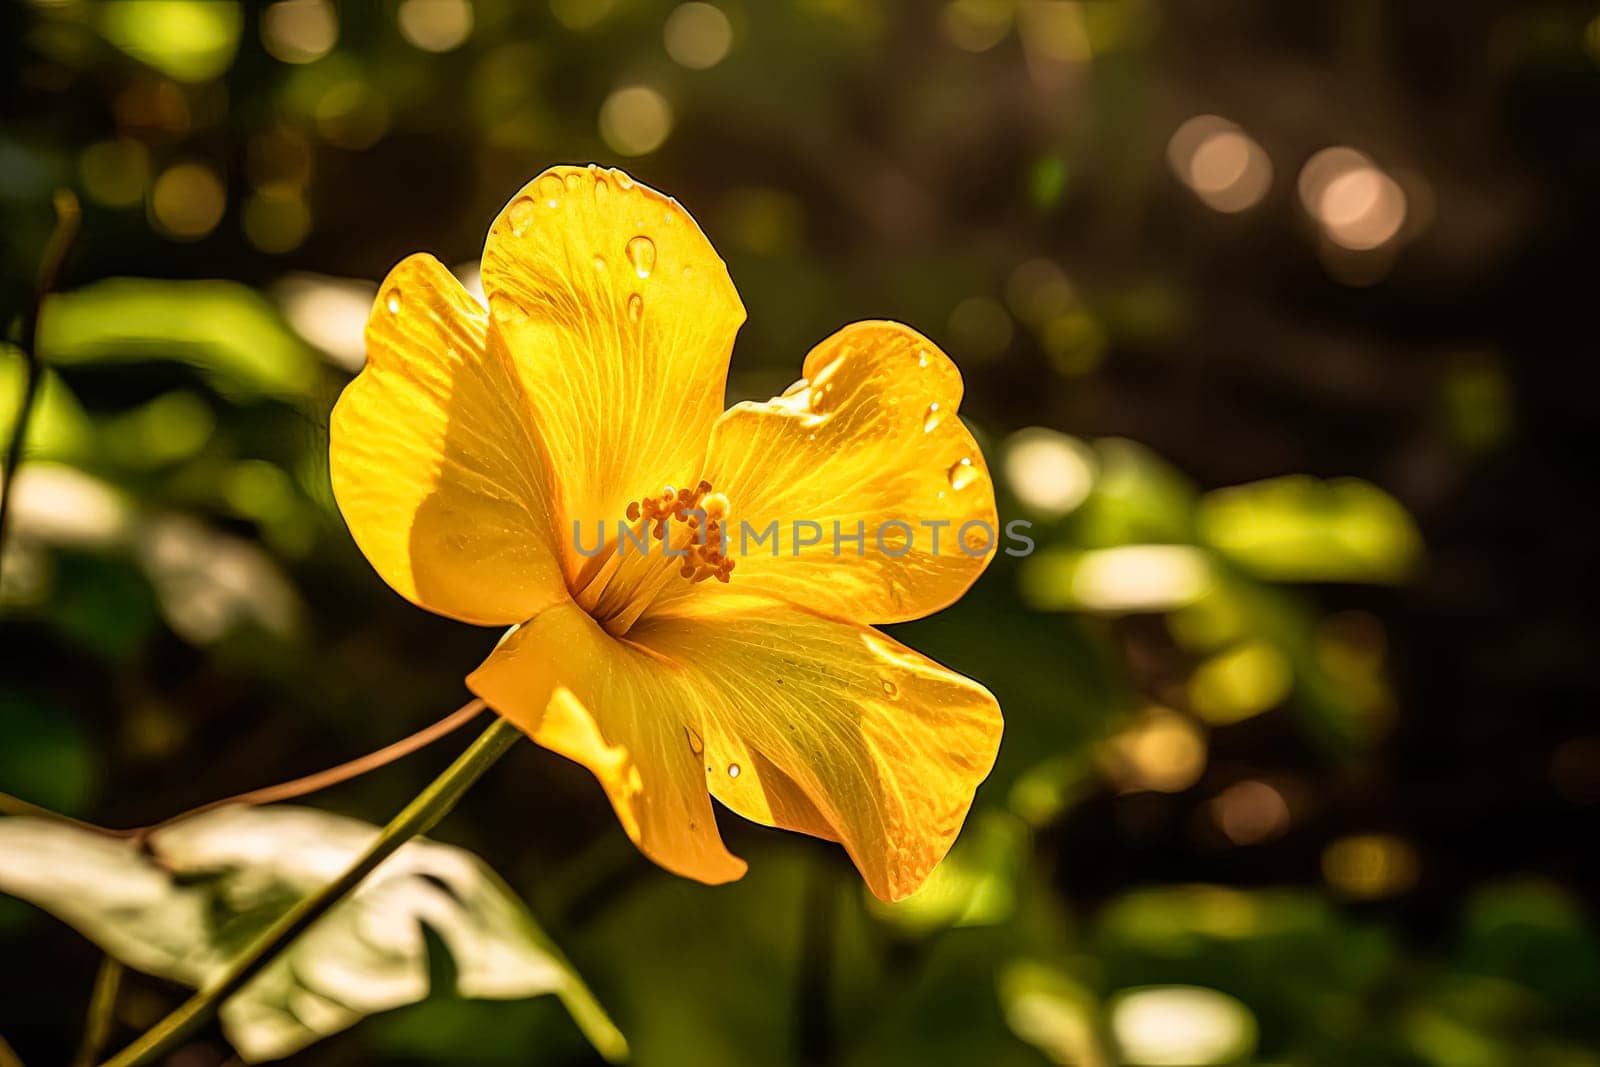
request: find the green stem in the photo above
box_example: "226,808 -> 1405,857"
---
72,957 -> 124,1067
98,716 -> 523,1067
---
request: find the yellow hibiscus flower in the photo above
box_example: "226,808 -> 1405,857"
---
329,165 -> 1002,901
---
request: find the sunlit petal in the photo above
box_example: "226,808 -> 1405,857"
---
650,321 -> 996,624
466,599 -> 747,887
470,589 -> 1002,901
330,253 -> 567,626
479,165 -> 745,582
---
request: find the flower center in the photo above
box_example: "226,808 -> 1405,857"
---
571,479 -> 736,637
623,480 -> 736,585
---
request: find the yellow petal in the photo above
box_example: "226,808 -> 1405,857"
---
471,587 -> 1001,901
330,253 -> 567,626
658,321 -> 996,624
633,589 -> 1003,901
479,165 -> 745,578
466,598 -> 747,887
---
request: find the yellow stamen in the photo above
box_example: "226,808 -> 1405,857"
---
620,479 -> 736,587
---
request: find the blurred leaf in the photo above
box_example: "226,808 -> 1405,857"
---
99,390 -> 215,469
0,806 -> 627,1063
1,346 -> 94,462
1196,476 -> 1422,584
1071,438 -> 1197,548
998,960 -> 1110,1067
39,279 -> 320,400
97,1 -> 242,83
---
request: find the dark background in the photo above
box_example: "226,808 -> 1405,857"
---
3,1 -> 1598,1064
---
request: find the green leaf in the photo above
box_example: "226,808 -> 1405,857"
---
1196,475 -> 1422,584
0,806 -> 627,1063
1,346 -> 94,463
38,279 -> 320,401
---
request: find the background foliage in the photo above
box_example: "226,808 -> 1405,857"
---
3,0 -> 1598,1064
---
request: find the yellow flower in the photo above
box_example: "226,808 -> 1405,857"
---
329,165 -> 1002,901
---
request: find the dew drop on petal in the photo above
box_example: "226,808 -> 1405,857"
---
727,763 -> 741,779
626,235 -> 657,278
384,287 -> 403,314
508,196 -> 535,235
923,402 -> 942,432
628,293 -> 644,321
881,678 -> 899,698
948,456 -> 978,490
593,253 -> 607,271
918,350 -> 930,368
685,726 -> 704,755
537,173 -> 564,207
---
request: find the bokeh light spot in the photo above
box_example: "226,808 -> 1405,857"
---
599,86 -> 673,156
398,0 -> 474,53
79,138 -> 150,208
1168,115 -> 1272,213
1211,779 -> 1290,845
150,161 -> 226,240
1101,707 -> 1207,794
1003,427 -> 1094,518
1299,146 -> 1407,251
664,3 -> 733,69
261,0 -> 338,64
1322,833 -> 1420,899
1110,986 -> 1257,1066
941,0 -> 1012,52
243,188 -> 311,253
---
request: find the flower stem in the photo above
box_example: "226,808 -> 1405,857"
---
72,957 -> 124,1067
97,715 -> 523,1067
0,189 -> 80,574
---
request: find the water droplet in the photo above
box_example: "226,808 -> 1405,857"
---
508,196 -> 535,235
809,383 -> 831,413
923,403 -> 942,433
537,173 -> 564,207
881,679 -> 899,698
918,350 -> 930,368
628,293 -> 643,321
626,235 -> 657,279
685,726 -> 704,754
682,265 -> 694,278
384,287 -> 402,315
947,457 -> 978,490
727,763 -> 741,779
616,172 -> 635,190
807,432 -> 816,441
593,254 -> 607,271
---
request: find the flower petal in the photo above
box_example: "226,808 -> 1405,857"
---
466,599 -> 747,887
472,587 -> 1001,901
631,589 -> 1002,901
330,254 -> 567,626
661,321 -> 996,624
479,166 -> 745,569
